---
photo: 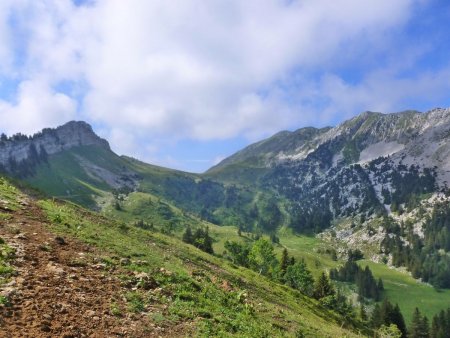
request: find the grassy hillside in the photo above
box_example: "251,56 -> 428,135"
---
0,176 -> 370,336
14,140 -> 450,331
100,187 -> 450,327
26,145 -> 123,207
32,191 -> 367,336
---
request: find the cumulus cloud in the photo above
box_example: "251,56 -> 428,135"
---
0,1 -> 14,76
1,0 -> 449,170
80,0 -> 418,141
316,65 -> 450,122
0,80 -> 77,135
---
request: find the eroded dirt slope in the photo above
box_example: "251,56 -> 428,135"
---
0,195 -> 175,337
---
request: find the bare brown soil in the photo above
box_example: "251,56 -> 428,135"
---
0,197 -> 186,338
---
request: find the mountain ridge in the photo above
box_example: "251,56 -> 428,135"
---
1,108 -> 448,178
0,121 -> 110,175
210,108 -> 450,175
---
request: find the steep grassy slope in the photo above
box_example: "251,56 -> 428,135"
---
206,127 -> 330,183
0,177 -> 368,337
26,145 -> 133,207
101,189 -> 450,327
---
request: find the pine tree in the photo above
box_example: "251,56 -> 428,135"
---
410,308 -> 430,338
280,248 -> 289,275
380,299 -> 394,325
224,240 -> 250,267
371,303 -> 383,329
391,304 -> 407,338
182,225 -> 193,244
188,227 -> 214,254
289,256 -> 296,266
391,200 -> 399,213
114,200 -> 121,211
430,315 -> 439,338
375,299 -> 407,337
422,317 -> 430,338
430,308 -> 450,338
313,272 -> 334,299
203,227 -> 214,254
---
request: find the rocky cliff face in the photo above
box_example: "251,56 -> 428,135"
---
209,108 -> 450,230
0,121 -> 110,173
212,108 -> 450,172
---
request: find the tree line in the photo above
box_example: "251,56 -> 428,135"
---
221,239 -> 355,318
330,258 -> 384,301
182,225 -> 214,254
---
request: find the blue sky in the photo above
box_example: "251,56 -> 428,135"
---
0,0 -> 450,172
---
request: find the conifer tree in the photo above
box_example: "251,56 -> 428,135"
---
371,303 -> 383,329
280,248 -> 289,275
289,256 -> 296,266
313,272 -> 334,299
372,299 -> 406,337
410,308 -> 430,338
203,227 -> 214,254
391,304 -> 407,338
430,308 -> 450,338
182,225 -> 193,244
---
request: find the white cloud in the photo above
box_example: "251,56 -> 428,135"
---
2,0 -> 448,165
316,66 -> 450,121
0,0 -> 16,76
0,80 -> 77,135
75,0 -> 420,143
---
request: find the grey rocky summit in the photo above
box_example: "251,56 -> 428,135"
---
0,121 -> 110,172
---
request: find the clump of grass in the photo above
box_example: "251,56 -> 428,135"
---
6,226 -> 20,235
110,301 -> 123,317
0,265 -> 14,276
0,241 -> 16,282
125,291 -> 145,313
0,295 -> 11,306
68,258 -> 88,267
39,244 -> 52,252
151,312 -> 167,324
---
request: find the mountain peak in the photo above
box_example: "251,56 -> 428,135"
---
0,121 -> 110,173
57,120 -> 95,131
50,120 -> 110,150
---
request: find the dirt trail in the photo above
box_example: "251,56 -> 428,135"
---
0,196 -> 173,337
